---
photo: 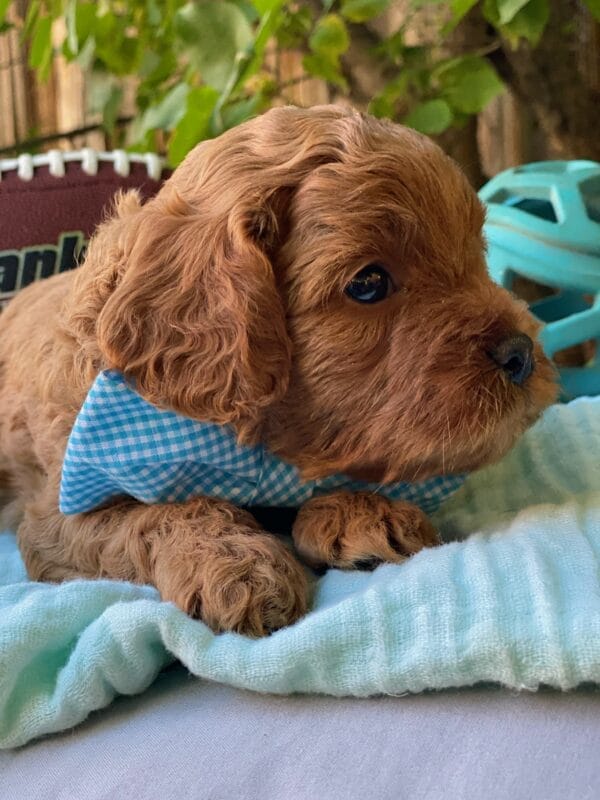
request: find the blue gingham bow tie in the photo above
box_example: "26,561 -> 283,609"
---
59,370 -> 467,515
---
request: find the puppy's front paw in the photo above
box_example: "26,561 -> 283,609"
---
199,535 -> 310,636
153,524 -> 309,637
292,492 -> 440,571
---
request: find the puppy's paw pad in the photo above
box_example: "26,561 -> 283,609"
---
352,556 -> 384,572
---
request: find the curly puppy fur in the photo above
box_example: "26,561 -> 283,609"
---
0,105 -> 557,636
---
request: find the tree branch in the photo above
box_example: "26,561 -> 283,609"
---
0,117 -> 133,156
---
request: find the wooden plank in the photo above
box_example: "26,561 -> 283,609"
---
7,25 -> 29,144
0,31 -> 16,148
4,2 -> 597,163
52,19 -> 85,136
278,49 -> 328,107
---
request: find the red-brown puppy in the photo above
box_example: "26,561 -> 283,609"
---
0,105 -> 556,636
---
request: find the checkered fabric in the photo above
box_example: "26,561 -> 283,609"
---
60,371 -> 467,515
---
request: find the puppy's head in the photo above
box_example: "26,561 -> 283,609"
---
72,105 -> 557,483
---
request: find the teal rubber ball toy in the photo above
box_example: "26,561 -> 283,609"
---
479,160 -> 600,399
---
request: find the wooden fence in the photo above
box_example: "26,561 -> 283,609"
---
1,2 -> 598,178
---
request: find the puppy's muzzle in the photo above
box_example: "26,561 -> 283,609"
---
490,333 -> 534,385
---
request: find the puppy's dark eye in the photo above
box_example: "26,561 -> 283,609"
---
345,264 -> 393,303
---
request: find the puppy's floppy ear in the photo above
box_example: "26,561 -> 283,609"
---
84,185 -> 291,442
70,105 -> 354,439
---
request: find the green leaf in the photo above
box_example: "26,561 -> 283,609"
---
302,53 -> 348,89
139,50 -> 178,84
404,99 -> 453,134
140,83 -> 189,135
139,51 -> 161,79
29,15 -> 53,79
369,95 -> 394,119
126,127 -> 156,154
231,0 -> 260,23
409,0 -> 445,7
74,2 -> 97,43
302,13 -> 350,92
24,0 -> 41,37
251,0 -> 282,12
448,0 -> 479,27
276,6 -> 312,48
92,13 -> 140,75
236,0 -> 285,87
369,73 -> 410,118
482,0 -> 501,25
584,0 -> 600,22
484,0 -> 549,45
437,55 -> 504,114
507,0 -> 549,45
168,86 -> 219,166
88,72 -> 123,134
376,30 -> 405,61
0,0 -> 11,22
102,85 -> 124,134
496,0 -> 530,24
220,92 -> 268,131
174,1 -> 253,92
90,9 -> 118,43
403,45 -> 430,68
97,35 -> 139,75
74,36 -> 95,70
309,14 -> 349,57
146,0 -> 162,26
340,0 -> 392,23
66,0 -> 78,54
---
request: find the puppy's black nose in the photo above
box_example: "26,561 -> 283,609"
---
490,334 -> 534,385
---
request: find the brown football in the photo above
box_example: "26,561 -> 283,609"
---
0,150 -> 170,305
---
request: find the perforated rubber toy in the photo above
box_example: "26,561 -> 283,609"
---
480,160 -> 600,399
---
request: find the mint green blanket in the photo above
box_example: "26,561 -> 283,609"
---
1,398 -> 600,749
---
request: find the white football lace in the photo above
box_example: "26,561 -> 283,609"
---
0,149 -> 165,181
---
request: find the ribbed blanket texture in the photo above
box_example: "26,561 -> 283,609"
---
1,398 -> 599,748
